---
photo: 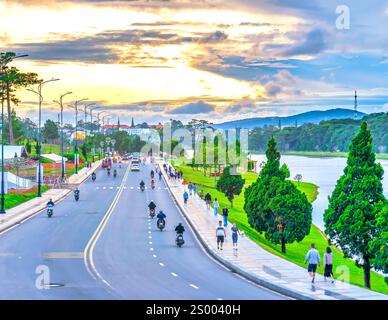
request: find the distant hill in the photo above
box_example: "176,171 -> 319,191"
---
213,108 -> 366,130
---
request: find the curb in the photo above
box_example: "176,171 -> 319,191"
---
159,162 -> 313,300
0,161 -> 101,234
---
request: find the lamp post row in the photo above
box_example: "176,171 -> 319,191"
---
0,53 -> 108,214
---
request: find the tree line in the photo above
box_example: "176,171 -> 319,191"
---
248,112 -> 388,153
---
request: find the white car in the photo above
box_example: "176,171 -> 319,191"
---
131,163 -> 140,171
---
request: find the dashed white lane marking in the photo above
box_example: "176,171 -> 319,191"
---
150,248 -> 154,251
148,226 -> 151,229
109,187 -> 114,190
96,187 -> 100,190
116,186 -> 120,189
148,236 -> 152,239
190,284 -> 199,289
149,242 -> 153,245
148,231 -> 151,234
123,186 -> 127,189
171,273 -> 178,277
103,187 -> 106,190
159,262 -> 164,267
153,255 -> 157,258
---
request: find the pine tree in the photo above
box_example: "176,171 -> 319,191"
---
216,166 -> 245,208
244,137 -> 312,253
324,122 -> 386,288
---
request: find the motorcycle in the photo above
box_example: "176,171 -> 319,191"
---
149,208 -> 156,219
47,207 -> 54,218
176,233 -> 185,247
74,192 -> 80,202
113,170 -> 117,178
157,218 -> 165,231
92,174 -> 96,182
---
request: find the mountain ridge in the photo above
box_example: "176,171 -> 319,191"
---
213,108 -> 367,130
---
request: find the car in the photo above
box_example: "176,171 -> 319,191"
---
131,163 -> 140,171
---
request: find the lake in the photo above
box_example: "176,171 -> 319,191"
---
251,155 -> 388,230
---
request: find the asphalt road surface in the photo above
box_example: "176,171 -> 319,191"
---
0,162 -> 287,300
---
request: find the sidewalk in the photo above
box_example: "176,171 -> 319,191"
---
158,160 -> 388,300
0,160 -> 101,234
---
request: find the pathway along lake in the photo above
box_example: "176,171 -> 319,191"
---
251,155 -> 388,230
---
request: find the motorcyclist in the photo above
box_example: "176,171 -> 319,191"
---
148,200 -> 157,212
107,167 -> 111,176
92,172 -> 96,181
151,179 -> 156,189
113,169 -> 117,177
74,188 -> 80,199
140,180 -> 145,189
150,170 -> 155,179
157,210 -> 166,221
158,171 -> 162,180
47,198 -> 55,208
175,223 -> 185,235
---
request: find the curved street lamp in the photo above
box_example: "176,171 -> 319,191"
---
27,78 -> 60,197
53,91 -> 72,182
69,98 -> 88,174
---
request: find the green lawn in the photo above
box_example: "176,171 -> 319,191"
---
5,186 -> 49,209
284,151 -> 388,160
174,163 -> 388,295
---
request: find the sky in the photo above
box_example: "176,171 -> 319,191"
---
1,0 -> 388,125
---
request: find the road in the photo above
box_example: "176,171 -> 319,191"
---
0,162 -> 287,300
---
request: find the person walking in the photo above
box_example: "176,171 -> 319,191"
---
222,206 -> 229,227
188,182 -> 193,196
324,247 -> 334,283
183,190 -> 189,205
304,243 -> 320,284
231,223 -> 241,254
179,170 -> 183,180
216,221 -> 226,251
204,192 -> 211,210
213,198 -> 219,217
192,183 -> 197,196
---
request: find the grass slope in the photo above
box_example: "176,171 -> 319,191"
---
5,186 -> 49,209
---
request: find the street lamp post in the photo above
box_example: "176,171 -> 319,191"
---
88,106 -> 100,162
53,91 -> 72,182
70,98 -> 88,174
27,78 -> 59,197
0,53 -> 28,213
83,103 -> 94,163
102,115 -> 111,135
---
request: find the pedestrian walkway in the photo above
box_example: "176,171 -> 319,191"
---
0,160 -> 101,234
158,160 -> 388,300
